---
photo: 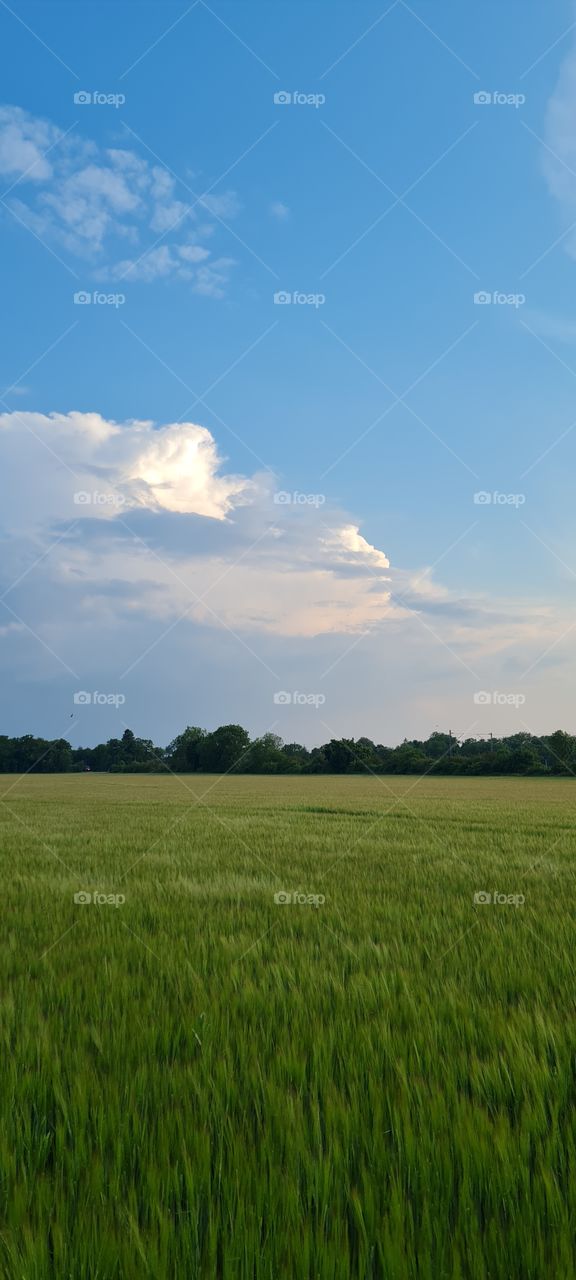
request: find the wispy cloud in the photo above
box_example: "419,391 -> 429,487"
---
543,27 -> 576,258
0,105 -> 239,293
269,200 -> 290,221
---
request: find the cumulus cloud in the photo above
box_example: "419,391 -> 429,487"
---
0,410 -> 568,733
0,411 -> 255,522
0,410 -> 396,641
0,105 -> 239,292
123,421 -> 255,516
324,524 -> 390,570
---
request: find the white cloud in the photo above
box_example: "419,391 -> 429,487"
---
199,191 -> 241,218
544,34 -> 576,256
0,410 -> 566,673
177,244 -> 211,263
0,105 -> 61,182
0,410 -> 395,638
41,162 -> 143,253
325,524 -> 390,570
0,410 -> 571,740
0,104 -> 240,293
111,243 -> 231,289
111,245 -> 179,282
0,411 -> 253,522
193,257 -> 236,297
270,200 -> 290,221
149,199 -> 191,233
123,420 -> 255,517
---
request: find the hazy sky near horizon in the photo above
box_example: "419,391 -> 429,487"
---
2,0 -> 576,748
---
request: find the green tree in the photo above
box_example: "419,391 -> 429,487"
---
423,732 -> 454,760
42,738 -> 73,772
547,730 -> 576,776
304,747 -> 328,773
165,727 -> 206,772
281,743 -> 309,772
199,724 -> 251,773
388,743 -> 427,774
244,733 -> 285,773
323,739 -> 356,773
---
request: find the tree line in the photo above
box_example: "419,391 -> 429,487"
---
1,725 -> 576,776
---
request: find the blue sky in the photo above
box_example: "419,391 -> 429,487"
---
1,0 -> 576,747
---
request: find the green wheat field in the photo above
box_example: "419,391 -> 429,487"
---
0,773 -> 575,1279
